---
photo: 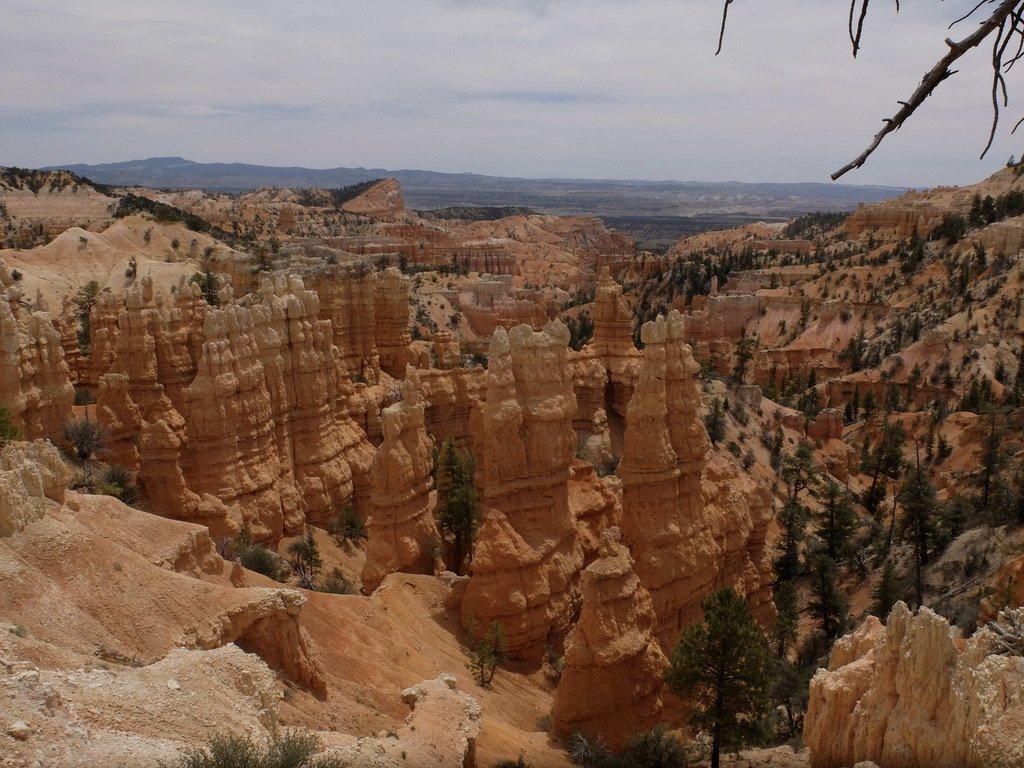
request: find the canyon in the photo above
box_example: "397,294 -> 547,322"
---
1,165 -> 1024,766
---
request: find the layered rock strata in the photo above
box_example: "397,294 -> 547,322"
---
551,528 -> 666,748
362,368 -> 438,592
618,311 -> 773,645
94,275 -> 373,541
462,321 -> 584,658
373,267 -> 414,377
805,603 -> 1024,768
0,280 -> 74,441
589,268 -> 640,417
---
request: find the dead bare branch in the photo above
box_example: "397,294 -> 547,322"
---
831,0 -> 1023,179
715,0 -> 734,56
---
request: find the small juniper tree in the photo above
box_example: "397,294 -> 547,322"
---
288,528 -> 323,589
468,620 -> 507,687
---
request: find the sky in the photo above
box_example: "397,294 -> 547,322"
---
4,1 -> 1023,188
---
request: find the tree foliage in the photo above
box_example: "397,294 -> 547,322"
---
287,528 -> 323,589
436,437 -> 480,574
665,587 -> 773,768
897,456 -> 940,607
468,620 -> 507,687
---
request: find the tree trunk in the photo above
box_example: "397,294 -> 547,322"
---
711,721 -> 721,768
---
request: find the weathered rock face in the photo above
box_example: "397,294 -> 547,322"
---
807,407 -> 844,441
618,312 -> 773,646
805,603 -> 1024,768
93,275 -> 374,541
308,264 -> 381,384
0,439 -> 70,537
462,321 -> 584,658
362,369 -> 438,592
182,302 -> 299,540
374,267 -> 414,377
844,195 -> 946,241
552,528 -> 666,748
590,268 -> 640,417
0,281 -> 74,441
341,178 -> 406,218
416,366 -> 487,448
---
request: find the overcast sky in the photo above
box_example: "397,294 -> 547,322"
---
4,1 -> 1022,188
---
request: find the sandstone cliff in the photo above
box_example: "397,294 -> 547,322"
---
362,368 -> 439,592
551,528 -> 666,748
0,278 -> 74,441
805,602 -> 1024,768
93,275 -> 373,541
462,321 -> 585,657
618,311 -> 773,645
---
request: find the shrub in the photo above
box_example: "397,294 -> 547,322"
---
288,528 -> 323,589
317,568 -> 354,595
166,731 -> 346,768
0,407 -> 19,445
96,464 -> 138,505
329,505 -> 366,544
63,416 -> 107,461
467,620 -> 507,687
233,529 -> 289,582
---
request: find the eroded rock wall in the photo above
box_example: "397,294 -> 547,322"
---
618,311 -> 773,646
462,321 -> 584,658
0,281 -> 74,441
805,603 -> 1024,768
552,528 -> 666,748
362,368 -> 438,592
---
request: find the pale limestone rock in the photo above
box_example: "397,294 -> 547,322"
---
805,603 -> 1024,768
0,440 -> 70,537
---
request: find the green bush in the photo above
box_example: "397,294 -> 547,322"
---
96,464 -> 139,505
316,568 -> 354,595
167,731 -> 347,768
329,505 -> 366,544
233,529 -> 289,581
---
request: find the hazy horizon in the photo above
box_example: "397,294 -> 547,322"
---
5,2 -> 1021,189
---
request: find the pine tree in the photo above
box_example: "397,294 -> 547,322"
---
287,527 -> 323,589
770,580 -> 799,658
806,549 -> 848,642
775,497 -> 810,582
897,453 -> 939,607
665,588 -> 773,768
436,437 -> 480,575
871,559 -> 899,618
814,480 -> 858,564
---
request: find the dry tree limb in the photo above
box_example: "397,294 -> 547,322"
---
715,0 -> 734,56
986,608 -> 1024,656
831,0 -> 1024,179
717,0 -> 1024,179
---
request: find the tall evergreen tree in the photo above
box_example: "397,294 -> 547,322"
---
871,559 -> 899,619
665,588 -> 773,768
814,480 -> 858,564
806,549 -> 848,643
897,453 -> 939,607
770,580 -> 799,658
436,437 -> 480,575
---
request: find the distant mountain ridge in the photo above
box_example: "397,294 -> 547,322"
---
45,157 -> 904,220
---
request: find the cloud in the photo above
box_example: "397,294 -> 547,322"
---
1,0 -> 1018,187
